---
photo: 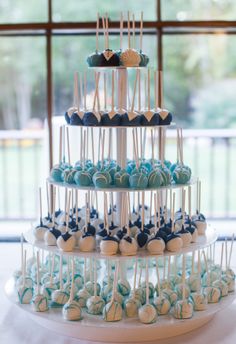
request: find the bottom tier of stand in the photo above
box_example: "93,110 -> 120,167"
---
5,278 -> 235,342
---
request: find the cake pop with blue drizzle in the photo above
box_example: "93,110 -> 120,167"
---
138,259 -> 157,324
125,260 -> 142,317
62,258 -> 82,321
190,251 -> 207,311
83,71 -> 101,126
86,259 -> 105,315
44,188 -> 62,246
17,250 -> 33,304
32,252 -> 49,312
51,254 -> 70,308
177,189 -> 192,248
57,191 -> 76,252
103,262 -> 122,322
93,130 -> 112,188
101,71 -> 121,126
42,254 -> 58,300
192,180 -> 207,235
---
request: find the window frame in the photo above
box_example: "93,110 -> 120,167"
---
0,0 -> 236,169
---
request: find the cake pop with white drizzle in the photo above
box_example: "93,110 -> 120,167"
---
173,254 -> 193,319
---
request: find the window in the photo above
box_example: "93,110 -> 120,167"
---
0,0 -> 235,237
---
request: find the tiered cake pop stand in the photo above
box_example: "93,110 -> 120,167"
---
5,66 -> 235,342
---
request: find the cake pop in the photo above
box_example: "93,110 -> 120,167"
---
62,258 -> 82,321
32,252 -> 49,312
100,15 -> 120,67
121,70 -> 141,126
17,250 -> 33,304
141,70 -> 159,125
86,260 -> 105,315
103,263 -> 122,322
83,72 -> 101,126
138,259 -> 157,324
138,12 -> 149,67
153,260 -> 171,315
33,188 -> 48,241
101,71 -> 121,126
120,12 -> 140,67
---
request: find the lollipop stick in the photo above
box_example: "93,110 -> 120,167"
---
69,257 -> 75,302
133,259 -> 138,290
20,233 -> 24,273
141,191 -> 145,232
145,258 -> 149,304
59,126 -> 62,163
23,250 -> 26,287
182,254 -> 186,300
228,233 -> 235,268
120,12 -> 123,50
96,13 -> 99,52
36,251 -> 40,294
140,11 -> 143,51
155,258 -> 161,297
66,127 -> 71,165
131,69 -> 139,112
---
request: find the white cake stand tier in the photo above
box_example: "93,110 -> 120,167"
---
5,279 -> 235,342
24,225 -> 217,260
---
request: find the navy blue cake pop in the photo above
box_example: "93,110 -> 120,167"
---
139,51 -> 149,67
100,49 -> 120,67
158,109 -> 173,126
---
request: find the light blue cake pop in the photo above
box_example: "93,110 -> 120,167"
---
74,170 -> 92,186
114,169 -> 130,188
129,172 -> 148,189
50,164 -> 64,182
92,170 -> 112,188
148,168 -> 163,188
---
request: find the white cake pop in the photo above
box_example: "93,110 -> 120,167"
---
62,258 -> 82,321
138,259 -> 157,324
16,250 -> 33,304
86,260 -> 105,315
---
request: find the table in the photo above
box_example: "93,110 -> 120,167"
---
1,243 -> 236,344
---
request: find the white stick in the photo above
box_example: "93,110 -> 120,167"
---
39,187 -> 42,222
127,11 -> 131,49
111,262 -> 118,303
66,190 -> 71,231
69,257 -> 75,302
140,11 -> 143,51
59,126 -> 62,163
182,254 -> 186,300
199,180 -> 202,214
131,69 -> 139,112
36,251 -> 40,294
20,233 -> 24,273
141,191 -> 145,232
132,13 -> 135,49
188,186 -> 192,218
133,259 -> 138,290
172,192 -> 175,232
84,258 -> 87,285
147,69 -> 151,110
23,250 -> 26,287
120,12 -> 123,50
96,13 -> 99,52
145,258 -> 149,304
93,259 -> 97,296
155,258 -> 161,297
228,233 -> 235,268
84,72 -> 87,110
105,13 -> 109,50
66,126 -> 71,165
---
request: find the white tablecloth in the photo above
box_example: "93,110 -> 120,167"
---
1,243 -> 236,344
